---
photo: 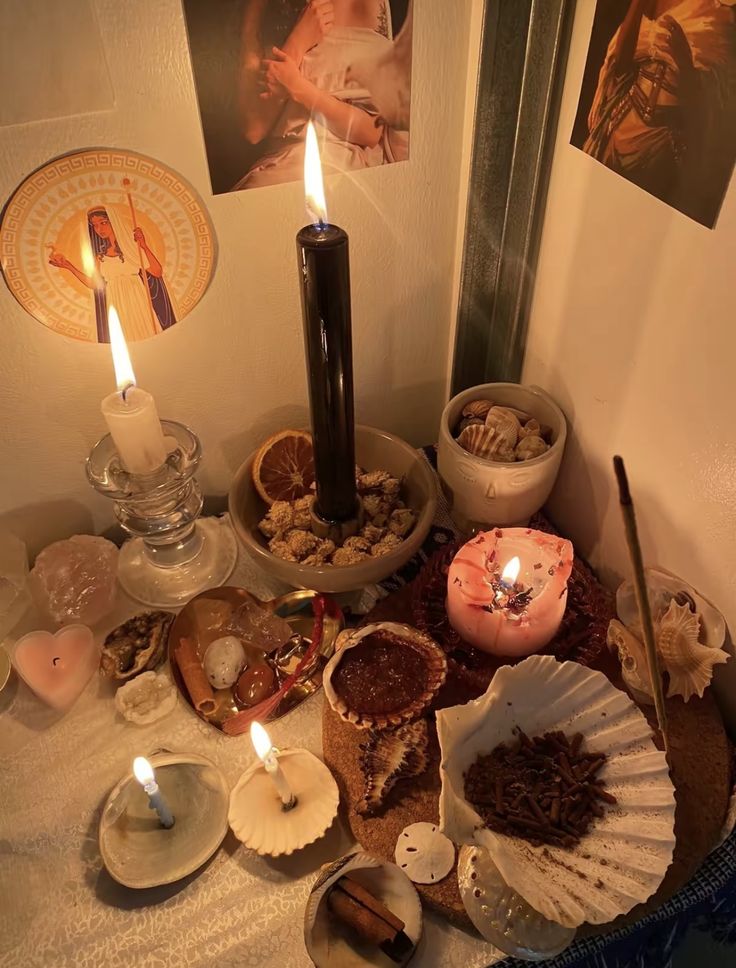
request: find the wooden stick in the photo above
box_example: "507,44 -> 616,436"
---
613,456 -> 668,753
122,177 -> 158,335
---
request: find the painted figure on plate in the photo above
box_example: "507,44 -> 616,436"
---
571,0 -> 736,227
183,0 -> 413,194
48,203 -> 176,343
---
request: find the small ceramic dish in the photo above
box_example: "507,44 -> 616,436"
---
304,851 -> 422,967
168,586 -> 343,730
99,750 -> 229,889
229,425 -> 438,594
229,749 -> 339,856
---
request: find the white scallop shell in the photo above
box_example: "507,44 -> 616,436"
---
395,822 -> 455,884
462,399 -> 493,420
228,750 -> 339,856
457,845 -> 575,958
437,655 -> 675,928
456,423 -> 499,459
485,407 -> 521,451
304,850 -> 422,967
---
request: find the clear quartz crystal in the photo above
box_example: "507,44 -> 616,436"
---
30,535 -> 118,625
0,531 -> 30,638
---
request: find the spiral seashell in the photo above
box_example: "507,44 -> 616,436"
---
515,435 -> 548,461
357,719 -> 429,816
457,423 -> 498,459
462,399 -> 493,420
656,600 -> 728,702
485,406 -> 521,451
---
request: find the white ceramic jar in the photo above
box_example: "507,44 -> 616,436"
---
437,383 -> 566,530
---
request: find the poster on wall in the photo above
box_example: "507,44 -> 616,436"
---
0,149 -> 216,343
570,0 -> 736,228
182,0 -> 413,195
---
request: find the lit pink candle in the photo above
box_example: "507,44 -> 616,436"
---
446,528 -> 573,656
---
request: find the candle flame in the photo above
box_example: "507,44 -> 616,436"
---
109,305 -> 136,393
304,121 -> 327,226
250,721 -> 274,762
501,556 -> 521,586
133,756 -> 155,786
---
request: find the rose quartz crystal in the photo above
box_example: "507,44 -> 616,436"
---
31,535 -> 119,625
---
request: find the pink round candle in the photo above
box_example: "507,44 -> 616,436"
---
446,528 -> 574,656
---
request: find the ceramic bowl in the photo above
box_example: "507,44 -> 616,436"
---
437,383 -> 566,529
228,425 -> 437,593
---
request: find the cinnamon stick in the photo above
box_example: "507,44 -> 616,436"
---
174,637 -> 215,715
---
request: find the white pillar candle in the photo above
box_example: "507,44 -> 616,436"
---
446,528 -> 574,656
250,721 -> 297,809
101,306 -> 167,475
133,756 -> 175,828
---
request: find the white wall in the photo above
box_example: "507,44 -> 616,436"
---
523,1 -> 736,712
0,0 -> 475,555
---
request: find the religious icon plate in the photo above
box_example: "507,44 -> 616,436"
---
0,147 -> 216,342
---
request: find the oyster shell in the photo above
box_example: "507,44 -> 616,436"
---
657,600 -> 728,702
323,622 -> 447,730
456,423 -> 498,459
462,399 -> 493,420
515,435 -> 548,461
100,611 -> 174,680
357,719 -> 429,816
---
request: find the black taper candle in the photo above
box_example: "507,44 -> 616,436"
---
296,223 -> 358,522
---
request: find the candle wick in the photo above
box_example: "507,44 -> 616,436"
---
121,382 -> 134,403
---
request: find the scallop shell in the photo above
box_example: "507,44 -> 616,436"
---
462,399 -> 493,420
485,407 -> 521,452
456,416 -> 485,435
457,845 -> 575,958
323,622 -> 447,730
456,423 -> 498,459
304,851 -> 422,968
515,435 -> 548,462
657,600 -> 728,702
357,719 -> 429,817
438,654 -> 675,928
228,749 -> 339,856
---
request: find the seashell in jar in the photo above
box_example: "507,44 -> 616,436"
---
656,599 -> 728,702
515,435 -> 548,461
456,416 -> 485,435
462,399 -> 493,420
518,418 -> 541,439
484,406 -> 521,451
457,423 -> 498,459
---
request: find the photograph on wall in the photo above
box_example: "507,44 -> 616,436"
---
571,0 -> 736,228
0,148 -> 216,343
183,0 -> 413,195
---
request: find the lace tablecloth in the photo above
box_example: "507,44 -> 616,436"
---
0,536 -> 502,968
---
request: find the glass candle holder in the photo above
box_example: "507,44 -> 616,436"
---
86,420 -> 236,607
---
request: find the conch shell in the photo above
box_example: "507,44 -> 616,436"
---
657,600 -> 728,702
515,435 -> 548,461
356,719 -> 429,816
462,399 -> 493,420
608,601 -> 729,704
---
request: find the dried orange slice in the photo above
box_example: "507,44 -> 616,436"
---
252,430 -> 316,505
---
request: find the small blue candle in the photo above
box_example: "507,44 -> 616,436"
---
133,756 -> 175,829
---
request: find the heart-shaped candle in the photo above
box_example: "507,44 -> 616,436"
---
13,625 -> 99,710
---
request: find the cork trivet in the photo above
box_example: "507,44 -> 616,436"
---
322,586 -> 733,937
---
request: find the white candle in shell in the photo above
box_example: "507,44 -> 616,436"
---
250,721 -> 297,808
101,306 -> 167,475
133,756 -> 175,828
